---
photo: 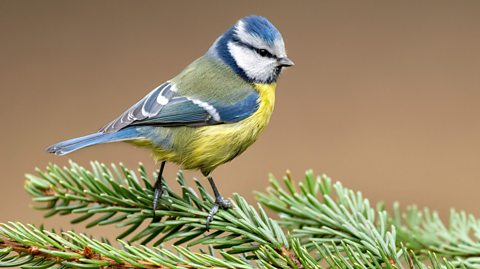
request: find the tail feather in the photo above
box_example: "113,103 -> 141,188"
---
47,128 -> 141,155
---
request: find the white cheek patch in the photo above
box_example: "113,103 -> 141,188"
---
228,42 -> 277,82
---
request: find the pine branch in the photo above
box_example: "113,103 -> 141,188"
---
0,222 -> 254,269
0,222 -> 455,269
256,169 -> 480,268
10,161 -> 476,268
25,161 -> 288,253
24,161 -> 306,265
393,204 -> 480,267
256,170 -> 398,263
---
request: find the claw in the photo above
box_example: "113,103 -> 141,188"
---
206,203 -> 219,230
205,196 -> 232,230
152,185 -> 163,219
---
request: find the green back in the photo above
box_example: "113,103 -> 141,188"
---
171,55 -> 254,105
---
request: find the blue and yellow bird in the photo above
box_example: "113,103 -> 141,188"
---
47,15 -> 293,227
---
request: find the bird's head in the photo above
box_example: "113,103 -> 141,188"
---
211,15 -> 294,84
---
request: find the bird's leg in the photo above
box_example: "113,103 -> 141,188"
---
205,176 -> 232,230
152,161 -> 166,219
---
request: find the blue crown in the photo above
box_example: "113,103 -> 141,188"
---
213,15 -> 282,83
240,15 -> 280,44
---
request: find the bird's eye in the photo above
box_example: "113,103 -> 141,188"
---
256,48 -> 271,57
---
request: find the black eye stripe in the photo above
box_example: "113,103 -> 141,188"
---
255,48 -> 274,58
231,37 -> 276,59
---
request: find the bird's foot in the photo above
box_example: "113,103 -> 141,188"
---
206,196 -> 232,230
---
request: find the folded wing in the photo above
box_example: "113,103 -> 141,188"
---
99,81 -> 259,131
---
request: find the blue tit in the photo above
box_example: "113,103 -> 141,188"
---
47,15 -> 294,228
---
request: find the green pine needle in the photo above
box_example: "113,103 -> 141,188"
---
0,161 -> 472,268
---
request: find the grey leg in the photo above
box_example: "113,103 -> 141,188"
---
205,176 -> 232,230
152,161 -> 166,219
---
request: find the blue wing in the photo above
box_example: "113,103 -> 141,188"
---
130,91 -> 259,127
100,81 -> 259,131
99,82 -> 177,133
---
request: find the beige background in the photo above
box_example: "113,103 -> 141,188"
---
1,0 -> 480,238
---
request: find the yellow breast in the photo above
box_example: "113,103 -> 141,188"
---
180,83 -> 277,174
251,83 -> 277,126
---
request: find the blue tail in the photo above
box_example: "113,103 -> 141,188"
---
47,128 -> 141,155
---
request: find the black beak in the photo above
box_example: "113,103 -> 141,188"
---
278,57 -> 294,67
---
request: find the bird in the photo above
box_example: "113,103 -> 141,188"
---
47,15 -> 293,228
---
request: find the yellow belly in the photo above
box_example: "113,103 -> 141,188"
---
146,83 -> 276,175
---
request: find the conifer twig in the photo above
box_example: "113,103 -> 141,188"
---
24,161 -> 304,264
0,222 -> 254,269
0,161 -> 473,268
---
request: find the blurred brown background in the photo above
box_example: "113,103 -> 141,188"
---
1,0 -> 480,238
